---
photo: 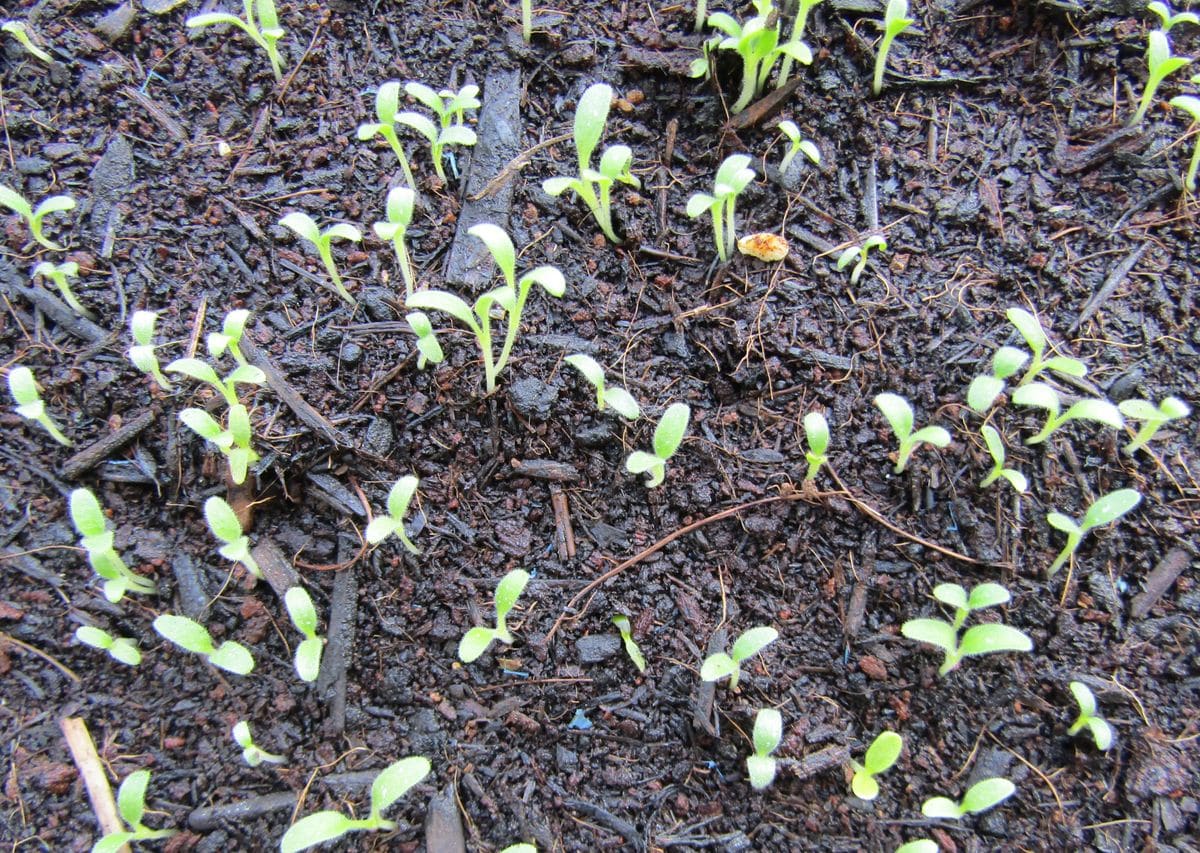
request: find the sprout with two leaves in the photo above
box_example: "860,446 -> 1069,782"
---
1006,307 -> 1086,386
69,488 -> 156,602
284,587 -> 324,682
153,614 -> 255,675
366,476 -> 421,553
33,261 -> 91,319
776,120 -> 821,176
625,402 -> 690,488
873,0 -> 916,96
357,82 -> 418,190
232,720 -> 286,766
1118,395 -> 1191,455
700,625 -> 778,690
873,393 -> 950,473
75,626 -> 141,666
1010,382 -> 1123,445
687,154 -> 756,263
746,708 -> 782,790
1130,29 -> 1191,125
186,0 -> 285,82
0,185 -> 74,250
8,366 -> 71,446
802,411 -> 830,482
397,82 -> 479,181
204,496 -> 261,578
1046,488 -> 1141,577
166,358 -> 265,485
458,569 -> 531,663
127,311 -> 172,390
978,425 -> 1027,494
374,186 -> 418,297
563,353 -> 640,419
966,345 -> 1028,414
406,311 -> 444,369
1067,681 -> 1113,750
921,777 -> 1016,819
836,235 -> 887,285
700,1 -> 813,113
900,582 -> 1032,677
278,213 -> 362,305
612,614 -> 647,672
90,770 -> 176,853
207,309 -> 251,366
850,731 -> 902,800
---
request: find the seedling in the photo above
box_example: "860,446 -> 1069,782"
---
285,586 -> 325,682
458,569 -> 530,663
894,842 -> 938,853
1067,681 -> 1113,750
405,82 -> 481,128
177,403 -> 260,485
0,184 -> 75,250
921,777 -> 1016,819
700,625 -> 778,690
406,223 -> 565,393
69,488 -> 156,602
186,0 -> 285,82
543,83 -> 640,243
802,411 -> 830,481
397,82 -> 479,181
873,392 -> 950,473
1,20 -> 53,63
127,311 -> 172,390
776,120 -> 820,175
207,309 -> 251,366
1148,1 -> 1200,31
166,356 -> 264,407
776,0 -> 826,86
1006,307 -> 1086,385
612,614 -> 646,672
232,720 -> 286,766
1011,382 -> 1123,445
75,626 -> 141,666
746,707 -> 782,790
373,186 -> 417,297
978,425 -> 1027,493
8,365 -> 72,446
872,0 -> 915,95
1130,30 -> 1191,125
900,581 -> 1032,676
278,213 -> 362,305
1046,488 -> 1141,577
836,235 -> 887,285
966,346 -> 1029,413
564,354 -> 640,419
702,1 -> 813,113
850,731 -> 902,800
357,82 -> 418,190
1119,395 -> 1191,454
33,261 -> 91,318
90,770 -> 176,853
686,154 -> 755,262
204,495 -> 261,578
1169,95 -> 1200,190
153,614 -> 255,675
279,756 -> 431,853
406,312 -> 444,369
625,402 -> 691,487
365,475 -> 421,553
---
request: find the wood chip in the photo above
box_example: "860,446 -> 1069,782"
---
1130,548 -> 1192,619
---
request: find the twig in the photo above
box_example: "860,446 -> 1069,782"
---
1,630 -> 79,681
468,132 -> 571,201
59,717 -> 127,850
62,410 -> 157,480
1069,242 -> 1149,334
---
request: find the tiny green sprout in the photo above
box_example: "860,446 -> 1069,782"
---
921,777 -> 1016,819
1067,681 -> 1113,750
405,82 -> 481,128
90,770 -> 176,853
128,311 -> 172,391
1148,1 -> 1200,31
33,261 -> 91,319
776,0 -> 826,86
153,614 -> 255,675
625,402 -> 691,487
802,411 -> 830,482
1130,29 -> 1192,126
894,842 -> 938,853
979,425 -> 1027,493
397,82 -> 480,181
873,0 -> 916,96
279,756 -> 431,853
746,707 -> 782,790
365,475 -> 421,554
177,403 -> 260,485
166,356 -> 264,407
522,0 -> 533,41
458,569 -> 531,663
204,495 -> 261,578
901,581 -> 1032,676
700,625 -> 778,690
8,365 -> 72,446
687,154 -> 756,263
278,213 -> 362,305
564,353 -> 641,419
207,309 -> 251,366
966,345 -> 1029,413
1006,307 -> 1086,385
232,720 -> 286,766
357,82 -> 418,191
836,235 -> 887,285
612,614 -> 646,672
1119,395 -> 1190,455
1,20 -> 53,63
69,488 -> 157,602
873,392 -> 950,474
0,184 -> 75,250
406,311 -> 444,369
374,186 -> 417,297
187,0 -> 285,82
284,586 -> 325,682
75,626 -> 141,666
703,1 -> 813,113
543,83 -> 640,244
1046,488 -> 1141,577
1010,382 -> 1124,445
776,120 -> 820,176
850,731 -> 902,801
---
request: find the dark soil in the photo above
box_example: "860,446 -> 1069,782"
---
1,0 -> 1198,851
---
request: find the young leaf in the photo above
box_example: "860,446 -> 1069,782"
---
280,811 -> 356,853
458,626 -> 497,663
204,496 -> 244,545
369,756 -> 431,819
900,618 -> 957,654
732,626 -> 778,662
494,569 -> 530,621
70,488 -> 108,538
468,223 -> 516,288
966,582 -> 1010,611
1081,488 -> 1141,531
117,769 -> 150,828
874,393 -> 914,439
957,624 -> 1032,659
699,652 -> 737,681
153,614 -> 216,655
959,777 -> 1016,814
574,83 -> 613,168
208,640 -> 256,675
931,583 -> 968,611
653,403 -> 691,459
863,731 -> 902,774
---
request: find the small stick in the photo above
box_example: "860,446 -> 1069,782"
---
59,717 -> 128,851
468,132 -> 572,201
550,485 -> 576,559
62,410 -> 156,480
1,631 -> 79,681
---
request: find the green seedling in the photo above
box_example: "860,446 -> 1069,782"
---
458,569 -> 530,663
702,1 -> 813,113
204,495 -> 261,578
900,581 -> 1032,676
1,20 -> 53,63
207,309 -> 251,366
522,0 -> 533,41
612,614 -> 646,672
374,186 -> 417,296
836,235 -> 887,285
966,346 -> 1029,413
921,777 -> 1016,819
284,586 -> 325,682
695,0 -> 708,32
232,720 -> 286,766
564,353 -> 640,419
776,120 -> 820,175
1006,307 -> 1086,385
278,212 -> 362,305
357,82 -> 418,190
0,184 -> 75,250
543,83 -> 640,244
1010,382 -> 1123,445
91,770 -> 176,853
700,625 -> 778,690
625,402 -> 691,487
802,411 -> 830,482
850,731 -> 902,800
75,626 -> 141,666
406,311 -> 444,369
776,0 -> 826,86
405,82 -> 481,128
177,403 -> 260,485
1067,681 -> 1113,750
1148,1 -> 1200,30
1131,29 -> 1191,125
187,0 -> 285,82
127,311 -> 172,390
978,425 -> 1027,493
894,842 -> 938,853
686,154 -> 756,262
279,756 -> 431,853
8,365 -> 71,446
69,488 -> 156,602
1046,488 -> 1141,577
873,392 -> 950,473
406,223 -> 565,393
1119,395 -> 1191,454
365,475 -> 421,553
873,0 -> 916,95
746,707 -> 782,790
1169,95 -> 1200,190
166,357 -> 264,407
397,82 -> 479,181
153,614 -> 255,675
33,261 -> 91,319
